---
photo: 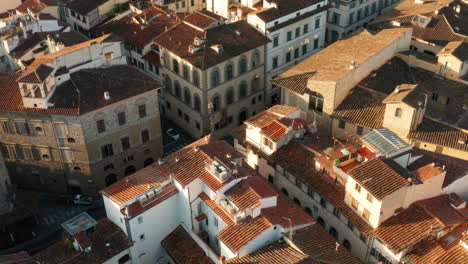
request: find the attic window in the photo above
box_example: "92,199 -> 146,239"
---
444,235 -> 456,244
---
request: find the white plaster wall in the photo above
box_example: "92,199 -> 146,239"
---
442,174 -> 468,200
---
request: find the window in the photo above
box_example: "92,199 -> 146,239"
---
226,88 -> 234,106
121,136 -> 130,150
309,92 -> 324,112
118,254 -> 130,264
211,69 -> 220,87
193,70 -> 200,87
225,63 -> 234,81
239,57 -> 247,74
357,126 -> 363,135
343,240 -> 352,251
347,220 -> 355,231
214,216 -> 218,227
355,183 -> 361,192
351,198 -> 359,209
194,95 -> 201,112
184,88 -> 192,106
251,77 -> 260,93
140,234 -> 145,241
272,56 -> 278,69
286,51 -> 292,62
287,31 -> 292,41
362,208 -> 370,221
252,50 -> 260,68
174,81 -> 181,98
303,24 -> 309,33
432,93 -> 438,101
333,207 -> 341,217
117,112 -> 126,126
172,59 -> 179,73
302,44 -> 307,55
295,27 -> 300,38
320,198 -> 327,208
101,144 -> 114,158
329,227 -> 338,239
395,107 -> 402,117
313,37 -> 319,49
339,119 -> 346,129
137,216 -> 143,224
360,234 -> 367,243
273,35 -> 279,47
348,13 -> 355,26
96,119 -> 105,133
212,96 -> 220,112
239,82 -> 247,99
184,113 -> 189,122
294,48 -> 299,59
0,121 -> 10,134
183,65 -> 189,80
105,52 -> 113,61
138,104 -> 147,118
315,17 -> 320,28
332,13 -> 341,25
357,9 -> 362,20
141,129 -> 150,143
14,122 -> 30,135
182,1 -> 185,7
263,137 -> 273,148
367,193 -> 373,203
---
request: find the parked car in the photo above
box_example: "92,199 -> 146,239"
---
73,195 -> 93,205
166,128 -> 180,141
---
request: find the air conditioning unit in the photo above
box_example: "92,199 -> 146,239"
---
139,195 -> 147,204
154,185 -> 163,195
219,199 -> 228,208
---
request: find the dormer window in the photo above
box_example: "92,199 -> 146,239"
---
395,108 -> 402,117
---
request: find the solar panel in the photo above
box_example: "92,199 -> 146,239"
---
361,129 -> 410,156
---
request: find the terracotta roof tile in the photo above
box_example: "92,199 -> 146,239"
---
218,217 -> 272,252
415,194 -> 467,226
261,120 -> 287,141
142,50 -> 161,66
409,118 -> 468,152
0,253 -> 35,264
225,180 -> 262,211
438,41 -> 468,62
124,184 -> 179,219
261,194 -> 314,227
331,87 -> 387,129
183,10 -> 224,29
252,0 -> 323,23
161,225 -> 216,264
154,19 -> 270,70
34,218 -> 129,263
374,205 -> 443,252
226,241 -> 308,264
412,163 -> 444,181
348,157 -> 410,200
17,64 -> 53,83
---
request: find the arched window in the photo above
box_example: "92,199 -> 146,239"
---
309,91 -> 324,112
251,76 -> 260,93
183,65 -> 189,80
304,207 -> 312,215
239,57 -> 247,74
172,59 -> 179,73
184,87 -> 191,106
192,70 -> 200,87
194,94 -> 201,112
317,217 -> 325,227
238,109 -> 248,125
226,88 -> 234,106
329,227 -> 338,239
174,81 -> 181,98
395,107 -> 402,117
281,188 -> 289,196
343,239 -> 352,251
144,158 -> 154,167
212,96 -> 220,112
164,75 -> 172,94
225,63 -> 234,81
239,81 -> 248,99
251,50 -> 260,68
211,69 -> 220,87
105,174 -> 118,186
125,166 -> 136,176
293,198 -> 301,206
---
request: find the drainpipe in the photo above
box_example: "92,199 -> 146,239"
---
123,206 -> 134,247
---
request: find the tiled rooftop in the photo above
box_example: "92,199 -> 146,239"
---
161,225 -> 216,264
34,218 -> 129,264
225,180 -> 262,211
154,16 -> 270,70
217,216 -> 272,252
348,157 -> 410,200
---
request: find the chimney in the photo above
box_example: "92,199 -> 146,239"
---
349,61 -> 357,69
394,87 -> 400,93
175,157 -> 180,162
158,158 -> 164,165
104,91 -> 110,100
454,5 -> 461,14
